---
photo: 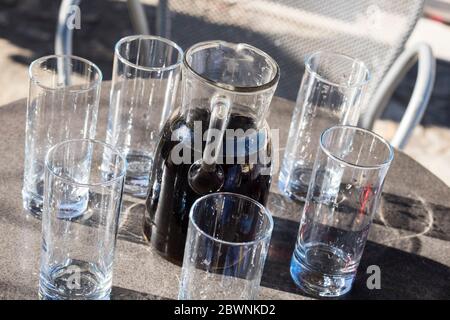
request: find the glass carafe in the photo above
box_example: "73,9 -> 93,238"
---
144,41 -> 280,264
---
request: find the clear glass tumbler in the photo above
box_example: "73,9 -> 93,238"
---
39,139 -> 126,300
106,35 -> 183,197
179,192 -> 273,300
279,52 -> 370,201
23,55 -> 102,217
290,125 -> 394,297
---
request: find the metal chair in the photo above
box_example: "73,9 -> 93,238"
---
55,0 -> 436,149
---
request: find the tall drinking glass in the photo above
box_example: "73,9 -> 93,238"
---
106,35 -> 183,197
279,52 -> 370,201
39,139 -> 126,300
179,193 -> 273,300
23,55 -> 102,217
290,125 -> 394,297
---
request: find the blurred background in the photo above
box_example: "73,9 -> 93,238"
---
0,0 -> 449,186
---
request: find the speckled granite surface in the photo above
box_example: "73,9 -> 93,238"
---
0,82 -> 449,300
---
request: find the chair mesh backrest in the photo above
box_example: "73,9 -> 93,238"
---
168,0 -> 424,111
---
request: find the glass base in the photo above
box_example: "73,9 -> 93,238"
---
278,168 -> 310,202
124,178 -> 149,198
123,152 -> 153,198
39,260 -> 111,300
22,190 -> 43,218
23,189 -> 89,220
290,246 -> 355,298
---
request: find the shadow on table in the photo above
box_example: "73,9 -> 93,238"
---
111,286 -> 168,300
263,216 -> 450,299
115,191 -> 450,299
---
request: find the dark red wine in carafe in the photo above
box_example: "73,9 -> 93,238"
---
144,108 -> 272,264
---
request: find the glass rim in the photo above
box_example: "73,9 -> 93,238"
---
305,51 -> 371,88
45,139 -> 127,187
115,35 -> 184,72
320,125 -> 394,170
184,40 -> 280,94
29,54 -> 103,92
189,192 -> 274,246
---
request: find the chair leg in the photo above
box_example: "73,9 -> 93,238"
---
55,0 -> 81,85
55,0 -> 81,56
156,0 -> 171,38
127,0 -> 150,35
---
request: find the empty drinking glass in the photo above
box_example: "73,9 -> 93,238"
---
23,55 -> 102,217
279,52 -> 370,201
179,193 -> 273,300
39,139 -> 126,300
106,35 -> 183,197
290,125 -> 394,297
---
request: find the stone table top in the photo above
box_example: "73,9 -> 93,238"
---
0,82 -> 449,300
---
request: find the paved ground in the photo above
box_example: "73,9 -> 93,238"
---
0,0 -> 449,186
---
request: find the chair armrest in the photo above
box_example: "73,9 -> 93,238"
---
360,43 -> 436,149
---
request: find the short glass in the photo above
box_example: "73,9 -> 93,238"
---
39,139 -> 126,300
23,55 -> 102,217
279,52 -> 370,201
179,192 -> 273,300
290,125 -> 394,297
106,35 -> 183,197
